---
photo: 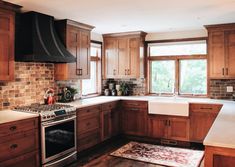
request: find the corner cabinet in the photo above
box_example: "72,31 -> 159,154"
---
54,20 -> 94,80
103,31 -> 147,79
0,2 -> 21,81
206,23 -> 235,79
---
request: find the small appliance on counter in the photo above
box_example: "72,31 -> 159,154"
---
58,87 -> 78,103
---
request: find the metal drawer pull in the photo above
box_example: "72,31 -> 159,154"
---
165,120 -> 167,126
222,68 -> 225,75
226,68 -> 228,75
130,108 -> 139,111
9,126 -> 17,131
200,107 -> 213,110
10,144 -> 18,149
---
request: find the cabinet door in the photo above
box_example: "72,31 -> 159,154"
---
67,26 -> 79,79
190,103 -> 221,142
101,110 -> 112,141
111,108 -> 120,136
208,31 -> 226,78
148,115 -> 167,139
79,30 -> 90,79
0,9 -> 14,81
225,30 -> 235,77
122,108 -> 147,136
118,38 -> 129,77
129,38 -> 140,78
190,112 -> 218,142
105,38 -> 118,78
168,117 -> 189,141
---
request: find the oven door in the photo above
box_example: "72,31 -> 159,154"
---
41,115 -> 77,164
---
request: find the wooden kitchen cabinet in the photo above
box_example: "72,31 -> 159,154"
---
190,103 -> 222,143
0,2 -> 20,81
148,115 -> 189,141
0,117 -> 39,167
148,115 -> 167,139
54,19 -> 94,80
101,101 -> 119,141
104,38 -> 118,78
103,31 -> 147,79
121,100 -> 148,136
206,23 -> 235,79
77,105 -> 101,152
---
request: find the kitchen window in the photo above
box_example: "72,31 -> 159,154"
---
81,42 -> 102,96
148,39 -> 207,96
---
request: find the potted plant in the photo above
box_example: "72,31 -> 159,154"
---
120,83 -> 130,96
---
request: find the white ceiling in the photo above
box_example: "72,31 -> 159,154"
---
6,0 -> 235,34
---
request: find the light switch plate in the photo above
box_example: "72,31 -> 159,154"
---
227,86 -> 233,93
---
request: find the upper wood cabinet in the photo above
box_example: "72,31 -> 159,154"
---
206,23 -> 235,79
0,2 -> 21,81
54,20 -> 94,80
103,31 -> 147,79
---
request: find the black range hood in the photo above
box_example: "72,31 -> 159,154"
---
15,11 -> 76,63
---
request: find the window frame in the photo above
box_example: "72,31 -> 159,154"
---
80,41 -> 102,98
147,37 -> 208,97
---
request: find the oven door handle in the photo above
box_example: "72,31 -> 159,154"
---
41,115 -> 76,127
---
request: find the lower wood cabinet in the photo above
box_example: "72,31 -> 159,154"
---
101,102 -> 120,141
0,117 -> 39,167
121,101 -> 148,136
148,115 -> 190,141
77,105 -> 101,152
0,150 -> 39,167
205,146 -> 235,167
190,103 -> 222,142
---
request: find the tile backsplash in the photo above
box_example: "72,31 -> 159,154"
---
209,79 -> 235,100
0,62 -> 80,110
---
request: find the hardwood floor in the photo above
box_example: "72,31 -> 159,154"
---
68,137 -> 204,167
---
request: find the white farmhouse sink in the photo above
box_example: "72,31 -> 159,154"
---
148,99 -> 189,117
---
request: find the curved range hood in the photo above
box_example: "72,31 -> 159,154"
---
15,11 -> 76,63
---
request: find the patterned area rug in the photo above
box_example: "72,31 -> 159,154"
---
110,142 -> 204,167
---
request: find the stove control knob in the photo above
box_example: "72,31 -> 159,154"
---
42,116 -> 46,120
51,115 -> 55,118
47,115 -> 51,119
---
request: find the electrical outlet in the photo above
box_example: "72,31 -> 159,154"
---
227,86 -> 233,93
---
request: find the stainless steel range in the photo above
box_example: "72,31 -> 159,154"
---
15,104 -> 77,167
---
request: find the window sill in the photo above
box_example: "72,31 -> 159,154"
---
148,93 -> 208,98
80,93 -> 102,99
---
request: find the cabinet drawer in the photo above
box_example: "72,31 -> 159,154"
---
77,105 -> 101,118
190,103 -> 222,114
77,116 -> 100,134
101,101 -> 118,111
122,100 -> 148,109
77,129 -> 100,152
0,150 -> 39,167
0,129 -> 38,162
0,118 -> 38,138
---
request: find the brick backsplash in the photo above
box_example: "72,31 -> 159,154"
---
209,79 -> 235,100
0,62 -> 80,110
102,78 -> 147,96
1,62 -> 234,110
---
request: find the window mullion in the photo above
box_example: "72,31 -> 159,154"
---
175,59 -> 180,95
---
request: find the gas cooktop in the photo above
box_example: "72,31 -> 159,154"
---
14,103 -> 76,121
